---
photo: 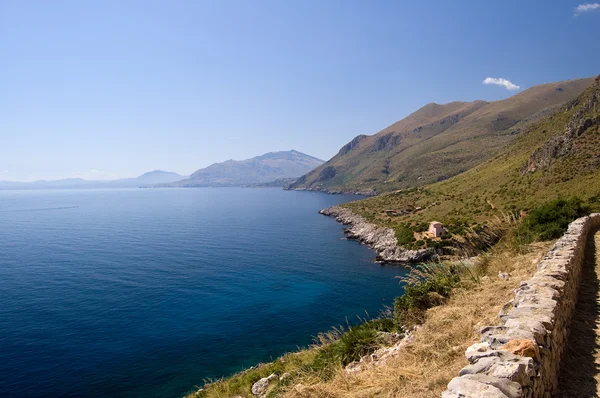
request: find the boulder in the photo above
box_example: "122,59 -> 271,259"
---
444,376 -> 510,397
251,373 -> 277,396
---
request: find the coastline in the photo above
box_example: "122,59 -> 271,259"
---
185,200 -> 437,397
284,186 -> 378,197
319,205 -> 437,264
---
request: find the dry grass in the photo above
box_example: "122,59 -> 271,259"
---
279,243 -> 549,398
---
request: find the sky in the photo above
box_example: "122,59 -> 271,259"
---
1,0 -> 600,181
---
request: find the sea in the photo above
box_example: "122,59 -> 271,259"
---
0,188 -> 408,397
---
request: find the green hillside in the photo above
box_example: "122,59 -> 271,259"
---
342,75 -> 600,248
289,77 -> 594,194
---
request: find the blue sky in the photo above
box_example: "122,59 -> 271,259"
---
1,0 -> 599,181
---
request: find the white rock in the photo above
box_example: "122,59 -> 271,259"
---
498,271 -> 511,280
251,373 -> 277,396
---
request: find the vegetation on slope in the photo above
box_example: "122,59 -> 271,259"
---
290,78 -> 593,194
343,75 -> 600,248
514,197 -> 592,244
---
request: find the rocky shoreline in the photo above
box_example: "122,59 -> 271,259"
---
319,205 -> 436,263
285,186 -> 378,197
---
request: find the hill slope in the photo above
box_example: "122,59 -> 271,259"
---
344,74 -> 600,233
289,77 -> 594,194
160,150 -> 324,187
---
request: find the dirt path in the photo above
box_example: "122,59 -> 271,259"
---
556,230 -> 600,397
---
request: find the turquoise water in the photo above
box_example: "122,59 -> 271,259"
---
0,188 -> 408,397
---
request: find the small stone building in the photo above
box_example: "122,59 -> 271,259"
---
428,221 -> 445,238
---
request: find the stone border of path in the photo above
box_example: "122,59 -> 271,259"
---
443,213 -> 600,398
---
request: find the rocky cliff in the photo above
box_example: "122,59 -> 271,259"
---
319,205 -> 436,263
522,75 -> 600,173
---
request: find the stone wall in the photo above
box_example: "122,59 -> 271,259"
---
443,214 -> 600,398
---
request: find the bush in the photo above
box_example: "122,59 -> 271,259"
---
314,318 -> 396,367
444,218 -> 471,235
394,264 -> 463,328
413,222 -> 429,233
588,192 -> 600,212
515,197 -> 590,243
395,225 -> 416,246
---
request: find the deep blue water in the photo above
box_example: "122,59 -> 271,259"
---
0,188 -> 408,397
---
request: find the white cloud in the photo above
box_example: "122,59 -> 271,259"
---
575,3 -> 600,15
89,169 -> 100,173
483,77 -> 521,91
2,170 -> 8,173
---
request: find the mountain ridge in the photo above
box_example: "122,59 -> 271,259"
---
0,170 -> 187,190
343,74 -> 600,233
158,150 -> 324,187
288,77 -> 595,194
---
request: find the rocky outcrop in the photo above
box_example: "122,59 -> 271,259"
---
372,132 -> 401,152
338,134 -> 368,156
251,373 -> 277,397
522,79 -> 600,173
319,206 -> 437,263
345,327 -> 418,373
286,186 -> 378,196
443,214 -> 600,397
318,166 -> 336,180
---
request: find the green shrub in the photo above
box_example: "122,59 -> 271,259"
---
588,192 -> 600,212
394,264 -> 463,328
444,218 -> 471,235
515,197 -> 590,243
395,225 -> 416,246
413,222 -> 428,233
314,319 -> 396,367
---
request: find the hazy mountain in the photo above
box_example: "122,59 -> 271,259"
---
0,170 -> 186,190
134,170 -> 188,184
157,150 -> 324,187
288,77 -> 595,194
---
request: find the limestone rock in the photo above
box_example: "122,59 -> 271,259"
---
445,376 -> 510,397
345,361 -> 362,373
251,373 -> 277,396
461,374 -> 523,398
465,342 -> 492,362
319,206 -> 437,263
498,271 -> 511,280
376,331 -> 404,345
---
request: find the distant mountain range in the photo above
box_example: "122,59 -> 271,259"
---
288,77 -> 595,194
0,170 -> 187,190
154,150 -> 324,187
0,150 -> 324,190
